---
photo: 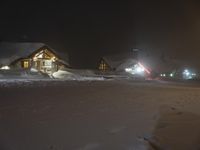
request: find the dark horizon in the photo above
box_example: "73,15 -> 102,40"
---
1,1 -> 200,69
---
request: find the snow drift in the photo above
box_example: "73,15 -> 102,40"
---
52,69 -> 104,81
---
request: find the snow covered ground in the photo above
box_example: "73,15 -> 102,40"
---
0,79 -> 200,150
0,69 -> 49,79
0,69 -> 106,85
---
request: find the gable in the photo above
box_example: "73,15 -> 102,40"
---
98,58 -> 111,71
29,46 -> 59,59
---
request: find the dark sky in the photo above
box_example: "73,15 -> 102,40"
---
0,1 -> 200,68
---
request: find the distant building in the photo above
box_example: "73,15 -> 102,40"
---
98,51 -> 138,72
0,42 -> 69,74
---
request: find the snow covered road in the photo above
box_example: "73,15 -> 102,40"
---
0,80 -> 200,150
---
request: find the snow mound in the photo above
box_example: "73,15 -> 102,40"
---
30,68 -> 39,73
52,70 -> 79,79
52,70 -> 104,81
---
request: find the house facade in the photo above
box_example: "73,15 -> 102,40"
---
0,42 -> 69,74
98,52 -> 138,72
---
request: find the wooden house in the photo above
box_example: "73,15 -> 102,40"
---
0,42 -> 69,74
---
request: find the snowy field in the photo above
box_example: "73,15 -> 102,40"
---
1,79 -> 200,150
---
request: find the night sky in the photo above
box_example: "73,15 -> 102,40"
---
0,1 -> 200,68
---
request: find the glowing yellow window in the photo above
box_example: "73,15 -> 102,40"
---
23,61 -> 29,68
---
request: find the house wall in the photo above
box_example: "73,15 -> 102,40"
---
11,59 -> 31,69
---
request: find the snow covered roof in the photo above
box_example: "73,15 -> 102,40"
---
102,51 -> 198,74
0,42 -> 69,66
102,52 -> 138,71
102,51 -> 176,73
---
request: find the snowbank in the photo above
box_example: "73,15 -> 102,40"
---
0,68 -> 104,82
52,69 -> 104,81
52,70 -> 80,80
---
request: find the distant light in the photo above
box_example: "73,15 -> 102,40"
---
124,62 -> 151,76
1,66 -> 10,70
125,68 -> 134,74
163,74 -> 166,77
160,74 -> 163,77
192,73 -> 196,76
183,69 -> 190,76
125,63 -> 144,75
125,68 -> 132,72
170,73 -> 173,77
136,65 -> 144,73
182,69 -> 196,79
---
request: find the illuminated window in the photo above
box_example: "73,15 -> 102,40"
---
99,61 -> 108,71
23,61 -> 29,68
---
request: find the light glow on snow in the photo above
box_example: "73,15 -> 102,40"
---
1,66 -> 10,70
125,64 -> 144,75
125,68 -> 132,72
